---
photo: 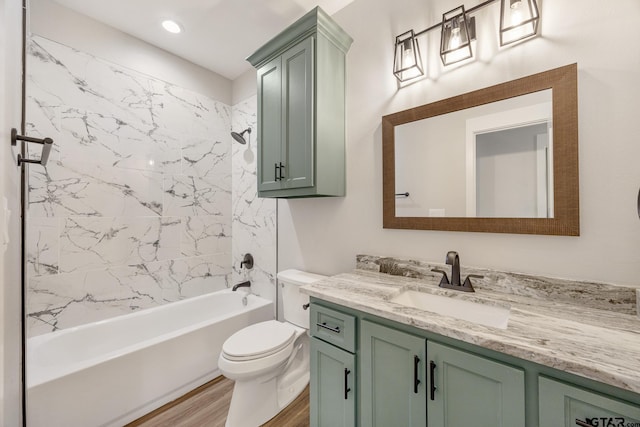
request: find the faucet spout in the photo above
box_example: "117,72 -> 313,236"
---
446,251 -> 461,286
232,280 -> 251,291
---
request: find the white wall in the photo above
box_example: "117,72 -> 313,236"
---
29,0 -> 232,105
278,0 -> 640,286
0,0 -> 25,423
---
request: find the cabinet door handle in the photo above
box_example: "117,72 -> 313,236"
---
279,161 -> 285,180
274,163 -> 280,181
344,368 -> 351,400
413,355 -> 421,394
575,420 -> 593,427
429,360 -> 437,400
316,322 -> 341,334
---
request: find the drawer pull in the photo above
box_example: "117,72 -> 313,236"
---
413,355 -> 421,394
274,163 -> 280,181
429,360 -> 437,400
575,420 -> 593,427
317,322 -> 341,334
344,368 -> 351,400
279,162 -> 285,180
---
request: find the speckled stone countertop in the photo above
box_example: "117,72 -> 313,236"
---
300,255 -> 640,395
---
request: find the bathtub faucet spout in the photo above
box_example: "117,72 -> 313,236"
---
232,281 -> 251,291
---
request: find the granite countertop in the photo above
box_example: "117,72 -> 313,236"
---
300,265 -> 640,395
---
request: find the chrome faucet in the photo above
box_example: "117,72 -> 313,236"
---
431,251 -> 483,293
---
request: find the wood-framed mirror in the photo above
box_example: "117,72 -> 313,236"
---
382,63 -> 579,235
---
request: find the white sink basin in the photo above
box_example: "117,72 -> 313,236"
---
390,290 -> 510,329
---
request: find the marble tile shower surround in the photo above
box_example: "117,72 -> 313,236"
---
231,96 -> 277,305
26,35 -> 233,337
356,255 -> 638,316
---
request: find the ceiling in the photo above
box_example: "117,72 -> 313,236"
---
53,0 -> 355,81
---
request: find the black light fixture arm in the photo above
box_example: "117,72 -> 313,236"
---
414,0 -> 497,37
11,127 -> 54,166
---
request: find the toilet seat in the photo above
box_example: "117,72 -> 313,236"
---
222,320 -> 297,362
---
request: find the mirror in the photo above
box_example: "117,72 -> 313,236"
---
383,64 -> 578,235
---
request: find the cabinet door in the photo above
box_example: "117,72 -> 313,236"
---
539,376 -> 640,427
257,55 -> 283,192
427,342 -> 525,427
281,36 -> 314,189
361,320 -> 427,427
310,337 -> 356,427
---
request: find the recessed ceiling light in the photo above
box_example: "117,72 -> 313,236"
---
162,20 -> 182,34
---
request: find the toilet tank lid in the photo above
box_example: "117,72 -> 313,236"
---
277,269 -> 327,285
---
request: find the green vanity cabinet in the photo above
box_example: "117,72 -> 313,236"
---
538,377 -> 640,427
247,7 -> 352,198
360,320 -> 427,427
309,299 -> 640,427
427,342 -> 525,427
310,337 -> 356,427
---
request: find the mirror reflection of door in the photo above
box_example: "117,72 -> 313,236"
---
464,95 -> 553,218
474,123 -> 552,218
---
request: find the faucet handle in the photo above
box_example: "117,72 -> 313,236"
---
462,274 -> 483,292
431,268 -> 450,286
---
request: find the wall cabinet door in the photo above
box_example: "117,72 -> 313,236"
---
360,320 -> 427,427
257,36 -> 314,193
310,337 -> 356,427
539,377 -> 640,427
281,35 -> 314,190
427,342 -> 525,427
257,55 -> 283,192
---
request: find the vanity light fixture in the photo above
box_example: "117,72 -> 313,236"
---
393,30 -> 424,82
392,0 -> 540,81
162,19 -> 183,34
499,0 -> 540,46
440,6 -> 475,66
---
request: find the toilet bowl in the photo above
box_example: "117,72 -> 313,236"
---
218,269 -> 326,427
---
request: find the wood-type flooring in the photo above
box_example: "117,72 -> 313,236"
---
126,376 -> 310,427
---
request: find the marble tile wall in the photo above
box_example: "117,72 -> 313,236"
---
231,96 -> 277,308
26,36 -> 233,336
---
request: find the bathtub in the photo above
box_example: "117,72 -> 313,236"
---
27,289 -> 273,427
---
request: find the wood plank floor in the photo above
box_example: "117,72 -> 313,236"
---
126,376 -> 310,427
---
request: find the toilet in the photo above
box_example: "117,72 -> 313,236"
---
218,269 -> 326,427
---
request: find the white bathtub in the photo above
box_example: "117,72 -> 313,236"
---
27,289 -> 273,427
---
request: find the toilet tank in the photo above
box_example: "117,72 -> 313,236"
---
277,269 -> 327,329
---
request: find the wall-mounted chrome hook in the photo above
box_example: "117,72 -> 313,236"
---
11,128 -> 54,167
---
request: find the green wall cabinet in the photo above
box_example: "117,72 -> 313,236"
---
360,320 -> 427,427
427,342 -> 525,427
310,337 -> 356,427
539,377 -> 640,427
248,7 -> 352,198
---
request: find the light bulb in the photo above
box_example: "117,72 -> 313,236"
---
402,40 -> 416,68
449,27 -> 461,50
510,0 -> 523,25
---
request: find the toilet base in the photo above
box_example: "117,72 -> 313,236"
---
223,338 -> 309,427
224,372 -> 309,427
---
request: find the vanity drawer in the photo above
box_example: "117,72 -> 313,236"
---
310,304 -> 356,353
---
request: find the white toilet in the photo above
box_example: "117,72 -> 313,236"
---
218,269 -> 326,427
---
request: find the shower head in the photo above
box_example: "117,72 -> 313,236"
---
231,128 -> 251,144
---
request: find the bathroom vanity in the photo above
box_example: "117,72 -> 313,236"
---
302,256 -> 640,427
